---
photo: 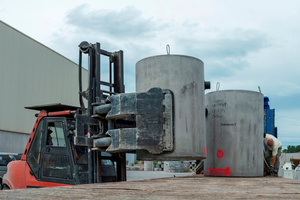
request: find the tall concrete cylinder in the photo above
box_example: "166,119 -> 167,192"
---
135,55 -> 207,161
204,90 -> 264,177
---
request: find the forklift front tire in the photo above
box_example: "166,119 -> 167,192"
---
2,184 -> 10,190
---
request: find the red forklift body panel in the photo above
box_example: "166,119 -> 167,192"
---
3,160 -> 26,189
3,160 -> 71,189
21,110 -> 47,161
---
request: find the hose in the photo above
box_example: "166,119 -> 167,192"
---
263,148 -> 275,176
78,50 -> 86,114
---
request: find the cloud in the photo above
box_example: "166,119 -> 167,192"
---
271,93 -> 300,110
48,4 -> 171,93
65,4 -> 161,40
49,4 -> 164,65
176,28 -> 270,57
276,109 -> 300,149
49,4 -> 273,94
173,28 -> 271,78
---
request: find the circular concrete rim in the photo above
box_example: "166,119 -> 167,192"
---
206,89 -> 263,96
136,54 -> 204,66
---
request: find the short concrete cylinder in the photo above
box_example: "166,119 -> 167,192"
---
204,90 -> 264,177
144,161 -> 153,171
135,55 -> 207,161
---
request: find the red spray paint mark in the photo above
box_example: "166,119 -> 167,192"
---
207,167 -> 230,176
204,146 -> 207,157
217,149 -> 224,158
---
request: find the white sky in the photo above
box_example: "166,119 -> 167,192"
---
1,0 -> 300,149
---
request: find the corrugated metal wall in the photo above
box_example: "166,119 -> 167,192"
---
0,21 -> 88,152
0,130 -> 31,153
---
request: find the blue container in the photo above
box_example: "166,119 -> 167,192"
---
264,96 -> 277,138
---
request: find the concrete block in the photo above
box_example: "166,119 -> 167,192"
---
283,170 -> 294,179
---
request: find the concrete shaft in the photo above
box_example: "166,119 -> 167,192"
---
135,55 -> 206,161
204,90 -> 264,177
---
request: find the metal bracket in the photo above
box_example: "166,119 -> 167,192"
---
93,88 -> 174,154
74,114 -> 99,146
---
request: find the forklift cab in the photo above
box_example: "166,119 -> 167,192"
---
26,117 -> 76,185
25,114 -> 116,186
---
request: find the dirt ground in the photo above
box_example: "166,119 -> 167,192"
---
1,175 -> 300,199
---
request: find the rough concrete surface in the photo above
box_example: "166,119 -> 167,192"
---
1,175 -> 300,199
127,170 -> 190,181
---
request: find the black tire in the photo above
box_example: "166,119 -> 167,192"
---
2,184 -> 10,190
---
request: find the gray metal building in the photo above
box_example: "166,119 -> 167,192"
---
0,21 -> 88,153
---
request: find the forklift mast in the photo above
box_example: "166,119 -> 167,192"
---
76,41 -> 127,183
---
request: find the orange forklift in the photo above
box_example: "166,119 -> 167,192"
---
2,41 -> 174,189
